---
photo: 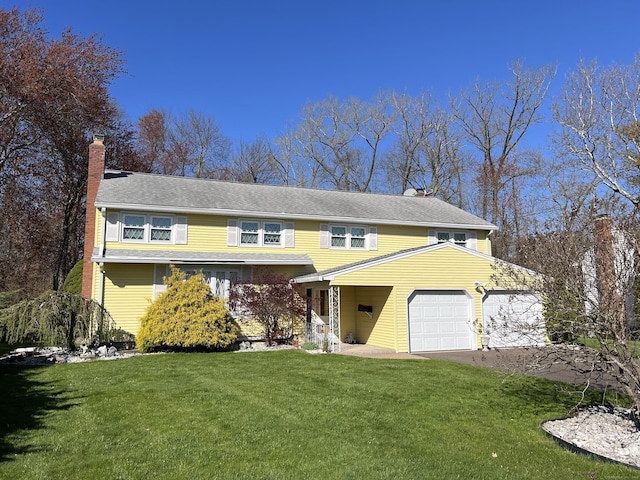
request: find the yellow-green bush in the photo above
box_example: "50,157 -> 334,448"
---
136,267 -> 238,352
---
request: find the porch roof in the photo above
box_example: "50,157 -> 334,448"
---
91,248 -> 313,265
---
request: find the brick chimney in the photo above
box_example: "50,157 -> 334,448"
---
81,134 -> 106,299
593,214 -> 624,324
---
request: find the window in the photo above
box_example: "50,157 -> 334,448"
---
436,231 -> 467,247
239,220 -> 283,247
123,214 -> 145,241
453,233 -> 467,245
240,221 -> 260,245
263,222 -> 281,245
114,213 -> 184,244
331,226 -> 347,247
350,227 -> 366,248
150,216 -> 172,242
321,224 -> 374,250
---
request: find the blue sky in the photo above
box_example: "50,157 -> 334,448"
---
19,0 -> 640,147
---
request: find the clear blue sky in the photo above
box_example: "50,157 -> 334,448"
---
18,0 -> 640,147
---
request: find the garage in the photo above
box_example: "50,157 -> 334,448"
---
408,290 -> 474,352
482,291 -> 544,348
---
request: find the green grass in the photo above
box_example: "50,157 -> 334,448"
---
0,350 -> 637,479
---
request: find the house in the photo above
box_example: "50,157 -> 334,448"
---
82,135 -> 543,352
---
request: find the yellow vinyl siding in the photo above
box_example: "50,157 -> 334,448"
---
332,247 -> 495,352
102,210 -> 491,271
101,263 -> 154,335
351,287 -> 395,348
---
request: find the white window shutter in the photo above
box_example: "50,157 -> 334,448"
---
175,216 -> 188,244
227,219 -> 238,246
467,231 -> 477,251
105,212 -> 120,241
284,222 -> 295,248
428,230 -> 437,246
367,226 -> 378,251
320,224 -> 329,249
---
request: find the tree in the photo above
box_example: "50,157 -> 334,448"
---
279,94 -> 392,191
554,55 -> 640,206
228,269 -> 308,345
136,268 -> 238,352
451,60 -> 555,259
0,291 -> 120,349
384,91 -> 468,206
494,215 -> 640,426
0,7 -> 126,294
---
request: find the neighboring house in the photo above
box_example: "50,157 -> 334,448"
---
82,135 -> 543,353
582,214 -> 636,328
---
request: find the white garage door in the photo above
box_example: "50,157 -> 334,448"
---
408,290 -> 473,352
482,291 -> 544,348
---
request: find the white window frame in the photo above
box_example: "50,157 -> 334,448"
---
239,219 -> 283,247
120,213 -> 176,244
435,230 -> 467,247
329,224 -> 368,250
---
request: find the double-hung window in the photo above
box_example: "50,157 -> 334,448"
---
331,226 -> 347,247
436,231 -> 467,247
121,213 -> 174,243
122,214 -> 146,241
240,220 -> 283,247
150,216 -> 173,242
240,221 -> 260,245
263,222 -> 282,245
329,225 -> 367,250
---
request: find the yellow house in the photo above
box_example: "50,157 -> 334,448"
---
82,136 -> 543,353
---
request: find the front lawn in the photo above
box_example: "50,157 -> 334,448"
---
0,350 -> 636,479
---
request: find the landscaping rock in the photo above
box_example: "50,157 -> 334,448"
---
542,406 -> 640,469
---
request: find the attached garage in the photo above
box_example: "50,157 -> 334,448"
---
408,290 -> 474,352
482,291 -> 544,348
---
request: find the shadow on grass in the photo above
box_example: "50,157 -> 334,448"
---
496,373 -> 629,417
0,365 -> 81,463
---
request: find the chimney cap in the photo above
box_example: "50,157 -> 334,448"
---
92,133 -> 105,143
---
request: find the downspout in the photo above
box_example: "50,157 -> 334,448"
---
98,207 -> 107,307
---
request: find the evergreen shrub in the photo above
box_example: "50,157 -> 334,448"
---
63,260 -> 83,294
136,267 -> 238,352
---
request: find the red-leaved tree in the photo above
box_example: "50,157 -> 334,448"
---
228,269 -> 308,345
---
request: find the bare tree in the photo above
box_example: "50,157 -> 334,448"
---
494,215 -> 640,425
554,55 -> 640,206
451,61 -> 555,258
282,95 -> 392,192
228,136 -> 279,184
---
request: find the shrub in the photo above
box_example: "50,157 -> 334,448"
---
136,267 -> 238,352
63,260 -> 83,295
301,342 -> 318,350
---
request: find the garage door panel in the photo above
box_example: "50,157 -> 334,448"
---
408,290 -> 473,352
482,292 -> 544,348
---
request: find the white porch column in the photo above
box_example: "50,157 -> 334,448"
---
329,286 -> 341,352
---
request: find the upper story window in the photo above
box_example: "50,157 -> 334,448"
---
231,219 -> 290,248
123,214 -> 146,241
321,224 -> 376,251
433,230 -> 470,248
240,220 -> 282,247
106,212 -> 188,245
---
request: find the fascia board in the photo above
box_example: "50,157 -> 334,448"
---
91,254 -> 313,266
94,201 -> 497,231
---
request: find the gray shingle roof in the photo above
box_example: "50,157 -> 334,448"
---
93,248 -> 313,265
95,171 -> 496,229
